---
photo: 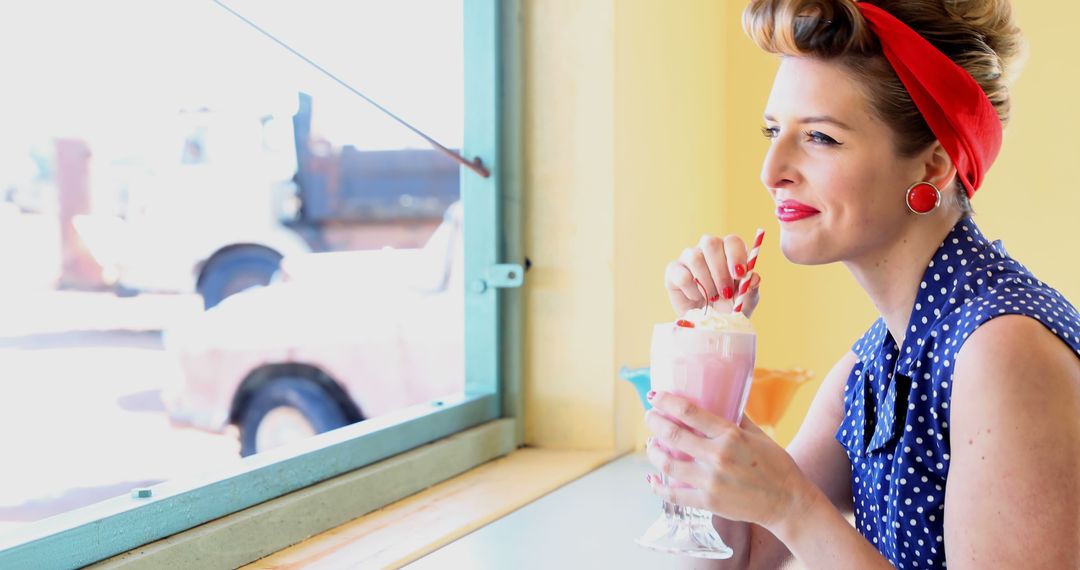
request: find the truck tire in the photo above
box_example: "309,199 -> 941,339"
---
197,245 -> 282,310
237,377 -> 350,457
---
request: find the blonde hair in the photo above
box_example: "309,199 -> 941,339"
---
743,0 -> 1027,213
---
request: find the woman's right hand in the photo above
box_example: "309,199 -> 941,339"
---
665,233 -> 762,318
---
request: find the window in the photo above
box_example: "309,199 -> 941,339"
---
0,0 -> 515,566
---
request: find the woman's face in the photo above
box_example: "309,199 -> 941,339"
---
761,57 -> 927,266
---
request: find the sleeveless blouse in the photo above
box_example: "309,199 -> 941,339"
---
836,218 -> 1080,568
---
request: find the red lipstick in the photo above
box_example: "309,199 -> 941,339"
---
776,199 -> 820,222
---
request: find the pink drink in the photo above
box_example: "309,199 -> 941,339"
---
651,323 -> 756,464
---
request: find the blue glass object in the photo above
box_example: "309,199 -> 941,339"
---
618,366 -> 652,411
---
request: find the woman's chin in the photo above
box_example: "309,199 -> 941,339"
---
779,236 -> 831,266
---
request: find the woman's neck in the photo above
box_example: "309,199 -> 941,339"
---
844,214 -> 962,349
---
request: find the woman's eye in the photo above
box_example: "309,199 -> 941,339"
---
805,130 -> 842,145
760,126 -> 779,139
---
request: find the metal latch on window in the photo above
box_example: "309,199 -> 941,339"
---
473,264 -> 524,293
487,264 -> 524,288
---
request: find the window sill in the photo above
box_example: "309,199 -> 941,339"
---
88,419 -> 617,569
242,447 -> 619,568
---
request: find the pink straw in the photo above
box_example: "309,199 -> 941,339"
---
732,228 -> 765,314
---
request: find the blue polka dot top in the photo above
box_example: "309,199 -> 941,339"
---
835,218 -> 1080,568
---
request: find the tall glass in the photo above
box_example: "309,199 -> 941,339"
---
638,322 -> 756,559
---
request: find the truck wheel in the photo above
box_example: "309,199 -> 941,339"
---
238,377 -> 350,457
197,245 -> 282,310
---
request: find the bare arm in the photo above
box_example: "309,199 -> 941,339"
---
944,315 -> 1080,568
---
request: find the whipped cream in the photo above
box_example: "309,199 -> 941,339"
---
679,306 -> 755,333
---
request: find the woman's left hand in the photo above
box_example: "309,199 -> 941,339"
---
644,391 -> 815,530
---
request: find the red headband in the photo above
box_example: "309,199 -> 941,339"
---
857,2 -> 1002,198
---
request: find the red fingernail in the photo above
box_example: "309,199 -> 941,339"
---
722,286 -> 733,300
709,294 -> 720,303
675,319 -> 695,328
646,390 -> 656,401
735,264 -> 746,277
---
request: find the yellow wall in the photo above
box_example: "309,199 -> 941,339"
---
521,0 -> 617,449
612,1 -> 729,450
522,0 -> 1079,449
522,0 -> 729,450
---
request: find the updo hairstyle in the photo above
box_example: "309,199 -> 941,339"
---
744,0 -> 1026,213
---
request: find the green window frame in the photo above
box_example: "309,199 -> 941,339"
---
0,0 -> 521,567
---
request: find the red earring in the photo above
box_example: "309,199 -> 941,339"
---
906,181 -> 941,215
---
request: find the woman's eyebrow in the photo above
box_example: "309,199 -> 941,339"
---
763,114 -> 853,131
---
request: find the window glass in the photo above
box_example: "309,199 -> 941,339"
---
0,0 -> 471,536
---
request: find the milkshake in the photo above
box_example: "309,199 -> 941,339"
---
650,308 -> 756,459
638,306 -> 756,559
638,227 -> 764,559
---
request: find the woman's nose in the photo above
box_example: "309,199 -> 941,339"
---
760,136 -> 799,191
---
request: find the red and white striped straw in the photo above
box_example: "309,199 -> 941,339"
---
732,228 -> 765,314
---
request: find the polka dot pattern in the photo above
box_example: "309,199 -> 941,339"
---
835,219 -> 1080,568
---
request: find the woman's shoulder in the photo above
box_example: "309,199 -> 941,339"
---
945,280 -> 1080,401
895,260 -> 1080,383
958,313 -> 1079,367
941,278 -> 1080,360
930,222 -> 1079,356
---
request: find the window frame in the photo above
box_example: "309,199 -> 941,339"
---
0,0 -> 516,566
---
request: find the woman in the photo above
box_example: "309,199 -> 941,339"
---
645,0 -> 1080,568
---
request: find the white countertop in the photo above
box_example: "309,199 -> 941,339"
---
407,453 -> 725,569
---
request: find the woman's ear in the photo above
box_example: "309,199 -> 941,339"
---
923,141 -> 957,190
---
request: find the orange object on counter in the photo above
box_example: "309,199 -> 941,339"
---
744,368 -> 814,429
